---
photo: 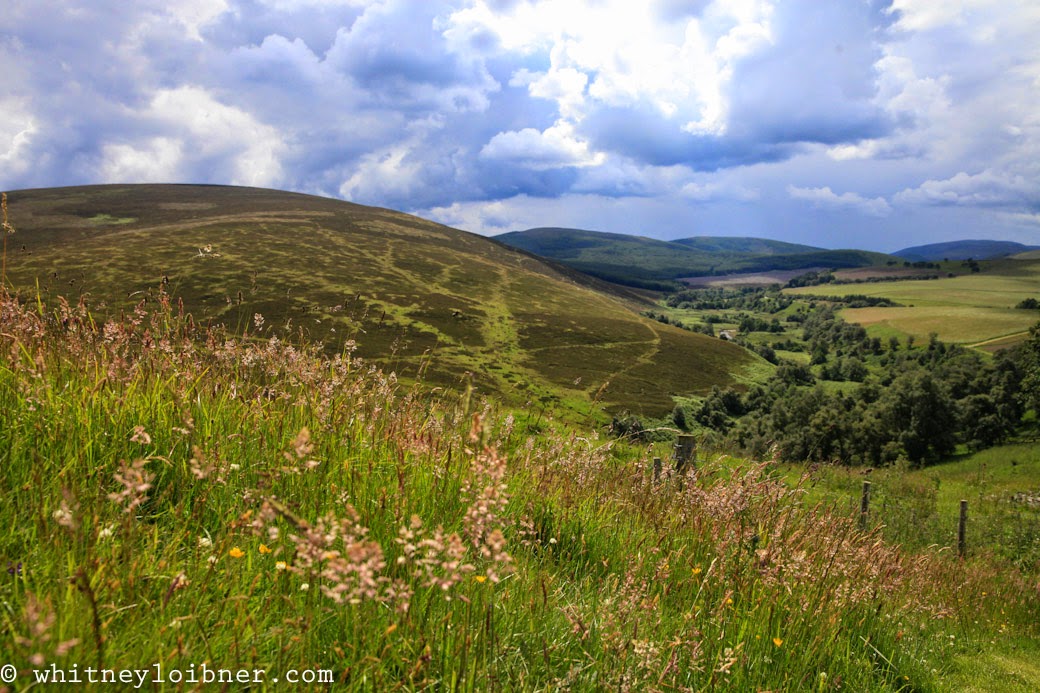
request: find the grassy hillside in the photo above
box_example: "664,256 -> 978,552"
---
895,240 -> 1040,262
786,257 -> 1040,348
496,227 -> 895,286
494,227 -> 714,285
673,235 -> 821,255
1,289 -> 1037,690
2,185 -> 756,417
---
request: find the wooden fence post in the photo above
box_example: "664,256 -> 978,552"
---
674,435 -> 696,475
958,500 -> 968,558
653,457 -> 662,483
860,481 -> 871,531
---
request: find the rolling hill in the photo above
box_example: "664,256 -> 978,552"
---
496,227 -> 895,287
672,236 -> 821,255
1,184 -> 758,417
493,227 -> 718,287
894,239 -> 1040,262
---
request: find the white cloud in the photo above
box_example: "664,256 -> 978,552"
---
324,1 -> 500,114
787,185 -> 892,217
164,0 -> 230,41
99,87 -> 286,187
680,180 -> 758,202
447,0 -> 775,136
887,0 -> 1040,36
522,67 -> 589,120
1002,212 -> 1040,227
229,34 -> 326,84
480,123 -> 600,169
894,170 -> 1038,208
339,143 -> 426,204
100,138 -> 184,183
886,1 -> 966,32
0,99 -> 37,179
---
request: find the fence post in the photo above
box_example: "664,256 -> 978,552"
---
674,435 -> 696,475
860,481 -> 871,531
958,500 -> 968,558
653,457 -> 662,483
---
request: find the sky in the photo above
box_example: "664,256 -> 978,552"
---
2,1 -> 1039,252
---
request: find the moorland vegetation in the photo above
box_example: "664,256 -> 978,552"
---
1,184 -> 757,419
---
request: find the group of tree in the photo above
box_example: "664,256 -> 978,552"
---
665,286 -> 793,313
690,307 -> 1035,467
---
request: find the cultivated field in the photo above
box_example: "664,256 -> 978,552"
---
786,260 -> 1040,347
678,267 -> 828,288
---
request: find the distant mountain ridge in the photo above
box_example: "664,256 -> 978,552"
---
495,227 -> 892,288
672,236 -> 822,255
894,240 -> 1040,262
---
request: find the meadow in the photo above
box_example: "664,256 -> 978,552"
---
785,260 -> 1040,348
1,286 -> 1039,691
790,444 -> 1040,689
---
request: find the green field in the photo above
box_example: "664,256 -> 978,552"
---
794,442 -> 1040,565
786,261 -> 1040,347
3,185 -> 756,417
787,442 -> 1040,691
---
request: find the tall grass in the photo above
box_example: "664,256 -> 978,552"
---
1,286 -> 1038,690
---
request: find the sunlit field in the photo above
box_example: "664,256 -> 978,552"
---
786,260 -> 1040,347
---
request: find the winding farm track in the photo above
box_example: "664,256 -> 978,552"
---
968,331 -> 1031,349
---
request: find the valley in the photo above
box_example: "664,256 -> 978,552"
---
2,184 -> 1038,691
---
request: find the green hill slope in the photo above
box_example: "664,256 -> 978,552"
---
2,184 -> 756,416
496,227 -> 895,285
673,236 -> 821,255
494,227 -> 713,286
895,239 -> 1040,262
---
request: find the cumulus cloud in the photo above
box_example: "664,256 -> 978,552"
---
480,123 -> 599,169
894,170 -> 1038,208
0,99 -> 37,179
787,185 -> 892,217
1,0 -> 1039,250
95,87 -> 286,187
324,0 -> 499,114
681,180 -> 759,202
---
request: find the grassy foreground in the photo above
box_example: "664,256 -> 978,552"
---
1,289 -> 1038,691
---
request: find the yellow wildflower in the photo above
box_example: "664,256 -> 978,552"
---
773,637 -> 783,647
228,547 -> 245,559
259,544 -> 271,555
